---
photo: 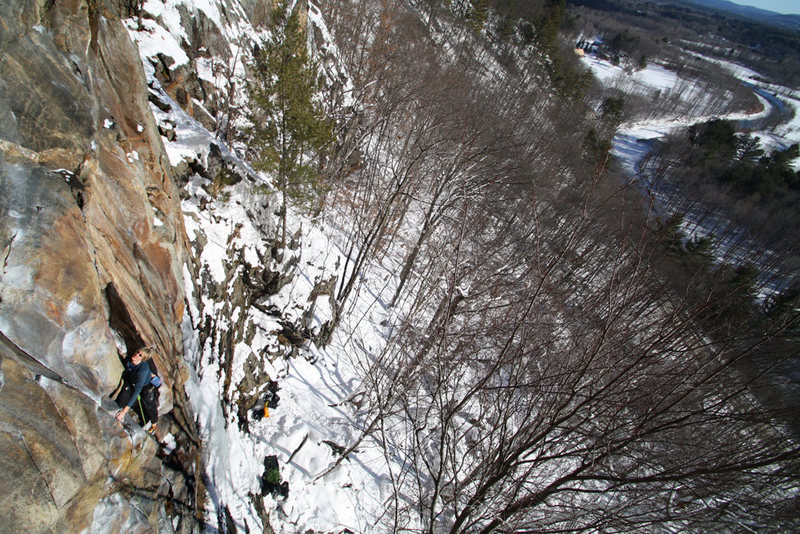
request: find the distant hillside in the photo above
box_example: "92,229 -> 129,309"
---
568,0 -> 800,86
682,0 -> 800,31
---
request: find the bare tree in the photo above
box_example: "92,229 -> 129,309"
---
312,3 -> 800,532
361,177 -> 800,532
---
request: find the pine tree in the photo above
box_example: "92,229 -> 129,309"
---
468,0 -> 490,31
245,1 -> 332,255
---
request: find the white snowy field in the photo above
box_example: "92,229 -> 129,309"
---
582,54 -> 683,93
579,53 -> 722,119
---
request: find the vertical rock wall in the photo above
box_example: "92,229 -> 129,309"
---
0,0 -> 192,530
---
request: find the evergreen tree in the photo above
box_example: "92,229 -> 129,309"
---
245,0 -> 332,254
468,0 -> 490,31
600,96 -> 624,133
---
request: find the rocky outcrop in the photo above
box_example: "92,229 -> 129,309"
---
139,0 -> 310,141
0,0 -> 197,531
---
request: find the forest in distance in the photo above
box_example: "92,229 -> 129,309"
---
499,0 -> 800,86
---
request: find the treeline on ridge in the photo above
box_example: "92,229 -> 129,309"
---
566,0 -> 800,86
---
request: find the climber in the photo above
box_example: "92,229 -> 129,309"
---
113,346 -> 161,433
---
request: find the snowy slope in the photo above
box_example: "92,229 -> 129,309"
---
124,1 -> 405,530
122,0 -> 800,530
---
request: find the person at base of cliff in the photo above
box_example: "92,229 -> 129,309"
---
113,346 -> 160,434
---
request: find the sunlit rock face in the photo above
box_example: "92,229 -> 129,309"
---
0,0 -> 190,530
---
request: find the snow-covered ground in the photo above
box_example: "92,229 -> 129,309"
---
172,114 -> 404,530
582,55 -> 683,93
580,53 -> 730,120
254,277 -> 399,532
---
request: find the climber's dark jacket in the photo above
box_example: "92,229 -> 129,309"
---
122,357 -> 152,409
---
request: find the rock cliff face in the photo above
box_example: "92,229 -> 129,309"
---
0,0 -> 196,530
